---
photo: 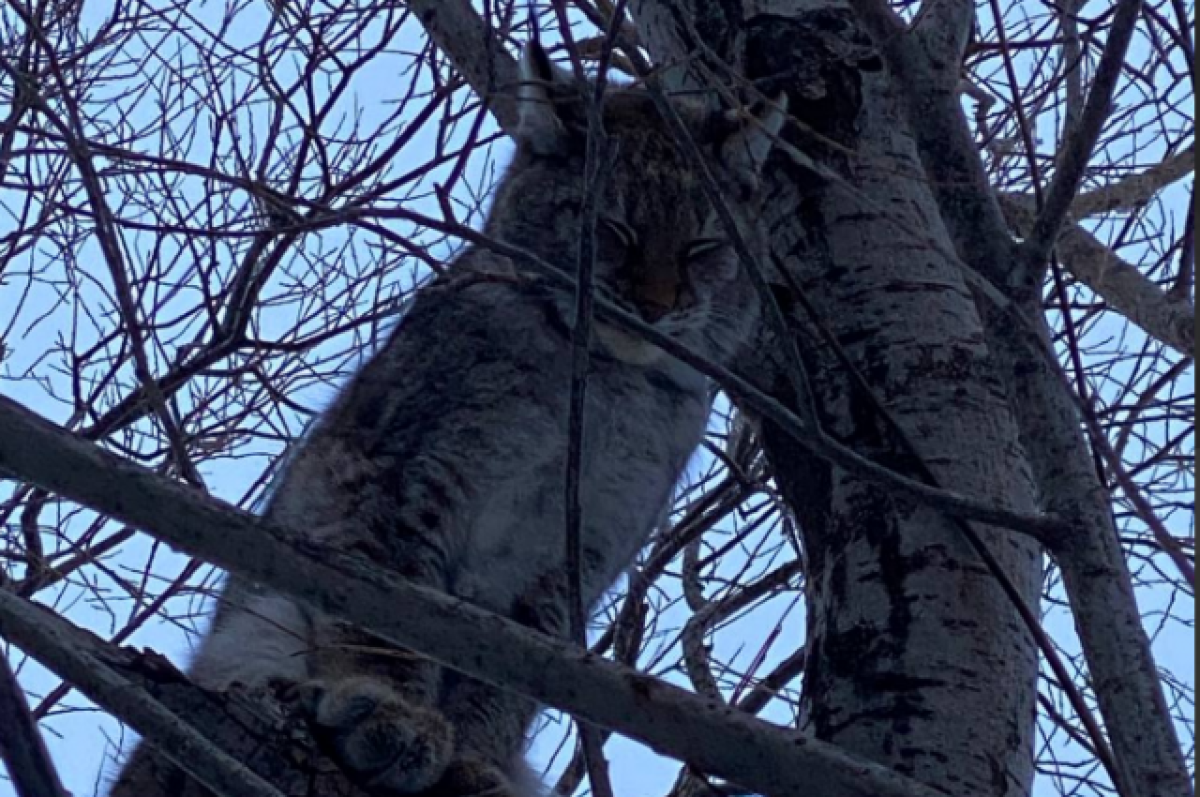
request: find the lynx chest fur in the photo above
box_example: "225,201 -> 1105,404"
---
270,279 -> 711,621
112,43 -> 782,797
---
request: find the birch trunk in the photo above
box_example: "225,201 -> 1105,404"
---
631,2 -> 1044,794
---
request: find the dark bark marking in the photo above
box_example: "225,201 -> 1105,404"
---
744,11 -> 876,174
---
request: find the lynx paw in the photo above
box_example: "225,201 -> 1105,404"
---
288,677 -> 454,794
431,758 -> 520,797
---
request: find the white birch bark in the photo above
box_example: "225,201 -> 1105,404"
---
631,2 -> 1043,795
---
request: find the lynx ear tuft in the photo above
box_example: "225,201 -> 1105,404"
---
721,94 -> 788,183
517,42 -> 573,156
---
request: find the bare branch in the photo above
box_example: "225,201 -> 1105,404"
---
0,394 -> 953,797
980,298 -> 1194,797
843,0 -> 1023,294
1072,146 -> 1196,218
1021,0 -> 1147,268
0,653 -> 66,797
1000,196 -> 1195,356
0,590 -> 283,797
406,0 -> 521,134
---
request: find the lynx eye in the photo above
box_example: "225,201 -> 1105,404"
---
684,238 -> 728,261
599,217 -> 638,248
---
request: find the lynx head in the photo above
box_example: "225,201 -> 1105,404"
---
487,43 -> 784,367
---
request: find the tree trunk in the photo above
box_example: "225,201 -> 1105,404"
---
632,2 -> 1043,794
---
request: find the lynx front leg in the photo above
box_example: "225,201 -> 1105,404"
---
289,675 -> 454,794
293,556 -> 457,793
265,436 -> 477,792
433,571 -> 571,794
285,611 -> 457,794
438,672 -> 539,771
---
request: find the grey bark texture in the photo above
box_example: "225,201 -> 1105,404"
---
630,1 -> 1043,795
640,3 -> 1191,796
812,0 -> 1194,791
1000,195 -> 1195,358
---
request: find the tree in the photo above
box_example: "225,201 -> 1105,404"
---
0,2 -> 1192,797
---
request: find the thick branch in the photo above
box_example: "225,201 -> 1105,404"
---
912,0 -> 974,81
406,0 -> 520,135
1022,0 -> 1147,266
1071,145 -> 1195,218
0,592 -> 377,797
980,302 -> 1194,797
1000,195 -> 1195,356
1054,226 -> 1194,356
0,395 -> 952,797
0,591 -> 283,797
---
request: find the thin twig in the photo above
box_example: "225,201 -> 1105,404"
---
557,9 -> 624,796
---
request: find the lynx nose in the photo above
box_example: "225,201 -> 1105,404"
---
632,280 -> 677,323
635,298 -> 673,323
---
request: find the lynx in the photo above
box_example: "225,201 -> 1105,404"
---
112,43 -> 782,797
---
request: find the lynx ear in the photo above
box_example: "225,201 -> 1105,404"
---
517,42 -> 573,156
720,94 -> 788,181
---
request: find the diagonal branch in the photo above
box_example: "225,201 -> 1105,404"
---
0,394 -> 952,797
1071,145 -> 1195,218
0,590 -> 391,797
406,0 -> 521,135
1000,195 -> 1195,356
1020,0 -> 1146,269
977,293 -> 1195,797
0,653 -> 67,797
0,592 -> 283,797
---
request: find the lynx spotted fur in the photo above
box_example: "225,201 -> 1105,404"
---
112,44 -> 782,797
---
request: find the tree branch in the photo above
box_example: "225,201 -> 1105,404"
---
843,0 -> 1193,791
0,653 -> 67,797
1021,0 -> 1146,269
0,394 -> 952,797
1000,195 -> 1195,356
842,0 -> 1022,293
977,299 -> 1194,797
912,0 -> 974,82
406,0 -> 520,135
1071,145 -> 1195,218
0,591 -> 284,797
